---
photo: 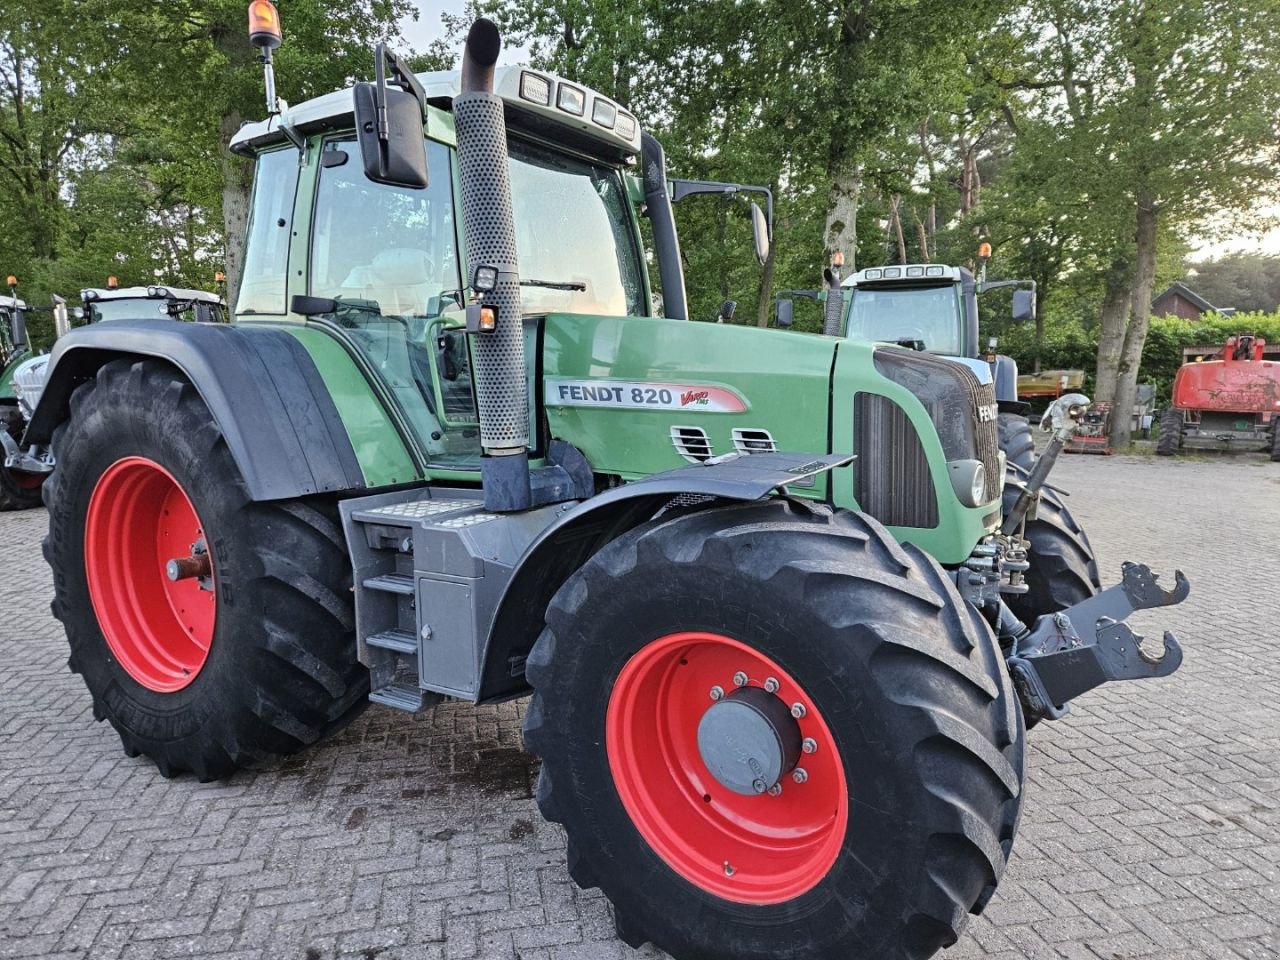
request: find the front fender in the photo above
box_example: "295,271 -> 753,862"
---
476,452 -> 851,700
25,320 -> 365,501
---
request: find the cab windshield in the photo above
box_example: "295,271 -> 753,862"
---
308,134 -> 646,467
847,283 -> 963,355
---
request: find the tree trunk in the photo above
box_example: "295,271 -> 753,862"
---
890,196 -> 907,264
1109,197 -> 1159,448
1094,259 -> 1133,405
824,163 -> 859,273
219,111 -> 251,312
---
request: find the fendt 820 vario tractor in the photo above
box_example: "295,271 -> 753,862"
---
1158,334 -> 1280,460
26,10 -> 1189,960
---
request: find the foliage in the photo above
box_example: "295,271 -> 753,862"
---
1184,254 -> 1280,315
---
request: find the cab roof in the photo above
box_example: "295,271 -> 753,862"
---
0,295 -> 26,310
843,264 -> 964,286
229,66 -> 641,161
81,286 -> 225,306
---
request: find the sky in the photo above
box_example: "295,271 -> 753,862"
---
399,1 -> 531,64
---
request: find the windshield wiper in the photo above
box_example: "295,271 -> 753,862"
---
520,278 -> 587,292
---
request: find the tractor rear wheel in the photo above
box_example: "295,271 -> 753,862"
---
524,498 -> 1025,960
43,358 -> 368,780
0,406 -> 43,511
1156,408 -> 1183,456
998,411 -> 1036,472
1002,465 -> 1100,624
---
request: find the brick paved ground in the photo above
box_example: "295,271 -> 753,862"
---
2,452 -> 1278,960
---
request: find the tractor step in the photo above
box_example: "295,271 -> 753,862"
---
368,683 -> 429,712
363,573 -> 415,596
367,629 -> 417,654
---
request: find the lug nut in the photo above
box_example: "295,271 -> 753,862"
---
723,861 -> 735,877
791,703 -> 807,719
763,677 -> 779,693
792,767 -> 808,784
802,737 -> 818,754
732,671 -> 748,687
767,783 -> 783,797
751,778 -> 767,794
709,685 -> 724,701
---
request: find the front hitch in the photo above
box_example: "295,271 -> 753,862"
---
1007,561 -> 1189,721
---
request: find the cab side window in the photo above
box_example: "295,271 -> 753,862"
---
237,148 -> 299,315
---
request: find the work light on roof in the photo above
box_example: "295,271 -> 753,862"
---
925,265 -> 945,277
519,71 -> 551,106
557,83 -> 586,116
884,267 -> 901,279
906,266 -> 924,278
864,269 -> 882,279
591,99 -> 617,129
615,112 -> 637,141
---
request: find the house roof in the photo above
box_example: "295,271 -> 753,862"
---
1153,281 -> 1217,314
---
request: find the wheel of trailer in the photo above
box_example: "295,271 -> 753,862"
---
1156,408 -> 1183,456
1270,417 -> 1280,462
524,498 -> 1025,960
42,358 -> 369,780
0,406 -> 43,510
998,411 -> 1036,472
1002,464 -> 1100,625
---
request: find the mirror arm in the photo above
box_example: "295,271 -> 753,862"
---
670,179 -> 774,237
977,279 -> 1035,294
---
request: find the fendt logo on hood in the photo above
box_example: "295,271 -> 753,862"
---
977,403 -> 999,423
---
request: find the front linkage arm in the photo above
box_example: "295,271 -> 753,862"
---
1007,562 -> 1189,722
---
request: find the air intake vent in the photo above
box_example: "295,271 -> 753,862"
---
670,426 -> 713,462
731,428 -> 777,455
853,393 -> 939,528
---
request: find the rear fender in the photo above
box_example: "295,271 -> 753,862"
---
476,452 -> 851,700
25,320 -> 365,501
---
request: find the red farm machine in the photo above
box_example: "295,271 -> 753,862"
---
1158,335 -> 1280,460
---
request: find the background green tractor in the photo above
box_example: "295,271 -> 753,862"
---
25,11 -> 1188,960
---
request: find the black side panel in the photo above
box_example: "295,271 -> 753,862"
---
25,320 -> 365,501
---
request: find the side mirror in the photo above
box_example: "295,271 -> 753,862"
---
73,307 -> 85,320
291,294 -> 340,316
1012,289 -> 1035,322
718,299 -> 737,323
776,299 -> 794,328
354,44 -> 428,188
750,201 -> 770,266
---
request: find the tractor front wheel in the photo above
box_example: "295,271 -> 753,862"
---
1002,464 -> 1100,624
1269,417 -> 1280,462
524,498 -> 1025,960
43,358 -> 369,780
1156,408 -> 1184,456
998,411 -> 1036,472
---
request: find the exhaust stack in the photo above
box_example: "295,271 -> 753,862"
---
454,19 -> 532,511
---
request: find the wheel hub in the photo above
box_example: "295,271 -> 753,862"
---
697,686 -> 802,795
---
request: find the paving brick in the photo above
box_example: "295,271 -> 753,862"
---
2,453 -> 1277,959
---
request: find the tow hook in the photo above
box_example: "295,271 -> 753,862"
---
1007,561 -> 1189,721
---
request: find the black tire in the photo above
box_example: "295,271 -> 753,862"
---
1156,408 -> 1183,456
43,358 -> 369,780
1002,464 -> 1100,624
524,498 -> 1025,960
1270,417 -> 1280,462
0,404 -> 43,511
998,411 -> 1036,472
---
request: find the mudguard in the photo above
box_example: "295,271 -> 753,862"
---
24,320 -> 365,501
476,451 -> 853,700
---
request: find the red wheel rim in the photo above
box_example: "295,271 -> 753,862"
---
84,457 -> 216,693
606,632 -> 848,904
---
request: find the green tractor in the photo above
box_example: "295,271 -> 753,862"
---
775,250 -> 1099,623
26,11 -> 1189,960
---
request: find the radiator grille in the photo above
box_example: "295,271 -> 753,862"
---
872,350 -> 1001,503
853,393 -> 940,528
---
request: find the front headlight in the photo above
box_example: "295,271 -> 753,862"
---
947,458 -> 987,508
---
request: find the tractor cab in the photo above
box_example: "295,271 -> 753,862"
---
0,291 -> 30,372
